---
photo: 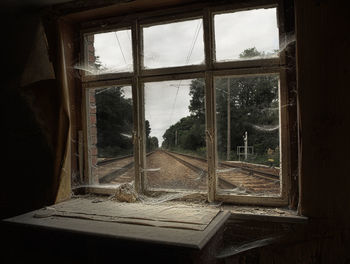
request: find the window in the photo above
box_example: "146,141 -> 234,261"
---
86,86 -> 134,185
144,79 -> 207,192
214,8 -> 279,62
142,19 -> 205,68
80,2 -> 296,206
84,29 -> 133,74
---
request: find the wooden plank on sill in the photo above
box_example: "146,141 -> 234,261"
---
30,198 -> 220,231
3,198 -> 230,250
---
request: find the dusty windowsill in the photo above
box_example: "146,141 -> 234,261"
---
222,204 -> 306,223
72,186 -> 306,224
3,196 -> 230,250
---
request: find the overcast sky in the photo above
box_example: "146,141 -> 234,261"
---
92,7 -> 279,145
144,80 -> 193,144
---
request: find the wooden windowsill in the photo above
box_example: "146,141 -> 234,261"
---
71,187 -> 306,224
2,197 -> 230,250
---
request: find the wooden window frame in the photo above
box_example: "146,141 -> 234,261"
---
80,0 -> 297,207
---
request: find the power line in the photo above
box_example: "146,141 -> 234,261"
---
168,20 -> 202,124
169,79 -> 183,124
114,31 -> 127,64
185,20 -> 202,64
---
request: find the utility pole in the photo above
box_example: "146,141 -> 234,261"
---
227,77 -> 231,161
243,131 -> 248,160
175,130 -> 178,146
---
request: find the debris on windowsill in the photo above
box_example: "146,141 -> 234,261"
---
220,204 -> 307,223
221,205 -> 296,216
110,182 -> 195,204
30,197 -> 223,231
113,182 -> 139,203
33,207 -> 56,218
71,191 -> 304,222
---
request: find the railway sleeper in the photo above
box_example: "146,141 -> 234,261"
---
99,162 -> 134,183
163,151 -> 207,179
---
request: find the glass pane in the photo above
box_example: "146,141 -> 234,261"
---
85,29 -> 133,75
214,8 -> 279,62
144,79 -> 206,191
215,74 -> 281,196
87,86 -> 134,185
143,19 -> 205,69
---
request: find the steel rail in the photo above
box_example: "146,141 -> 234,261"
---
166,150 -> 280,180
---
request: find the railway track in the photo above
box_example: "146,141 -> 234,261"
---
97,154 -> 133,166
163,150 -> 280,195
96,149 -> 280,195
98,152 -> 156,183
163,151 -> 237,190
166,150 -> 279,180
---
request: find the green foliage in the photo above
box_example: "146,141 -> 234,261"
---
145,120 -> 159,152
245,150 -> 280,167
147,136 -> 159,152
145,120 -> 151,138
162,48 -> 280,165
239,47 -> 261,58
162,115 -> 205,152
189,78 -> 205,121
95,47 -> 280,165
215,73 -> 279,157
95,87 -> 133,157
239,47 -> 277,59
162,79 -> 206,156
95,86 -> 158,157
168,146 -> 207,159
215,48 -> 280,164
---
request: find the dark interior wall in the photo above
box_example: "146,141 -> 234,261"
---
296,0 -> 350,223
1,7 -> 56,218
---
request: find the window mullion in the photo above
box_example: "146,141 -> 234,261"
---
205,71 -> 217,202
132,19 -> 145,193
203,8 -> 214,69
203,9 -> 216,202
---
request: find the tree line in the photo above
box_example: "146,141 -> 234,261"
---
94,48 -> 280,166
95,87 -> 159,158
162,48 -> 280,166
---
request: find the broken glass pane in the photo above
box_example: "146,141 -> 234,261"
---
142,19 -> 205,69
215,74 -> 281,196
87,86 -> 134,185
143,79 -> 207,191
84,29 -> 133,75
214,8 -> 279,62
